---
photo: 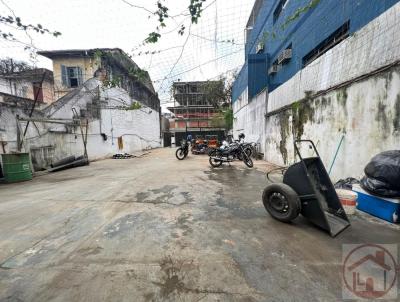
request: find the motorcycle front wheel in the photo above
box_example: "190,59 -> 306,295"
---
208,150 -> 222,168
243,154 -> 253,168
176,148 -> 186,160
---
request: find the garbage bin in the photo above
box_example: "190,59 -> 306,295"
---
1,153 -> 33,183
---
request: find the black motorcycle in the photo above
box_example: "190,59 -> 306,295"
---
209,141 -> 253,168
175,140 -> 189,160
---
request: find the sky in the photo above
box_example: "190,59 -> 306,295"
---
0,0 -> 255,111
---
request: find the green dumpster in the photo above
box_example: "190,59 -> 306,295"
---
1,153 -> 33,183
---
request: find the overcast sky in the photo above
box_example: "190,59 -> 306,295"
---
0,0 -> 254,110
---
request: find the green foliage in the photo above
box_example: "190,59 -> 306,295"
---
128,67 -> 148,82
93,49 -> 104,61
258,0 -> 321,47
0,15 -> 61,42
202,75 -> 237,108
291,100 -> 301,112
155,0 -> 169,26
92,49 -> 149,85
210,108 -> 233,130
188,0 -> 206,24
145,31 -> 162,44
281,0 -> 321,30
143,0 -> 206,44
126,101 -> 142,110
102,76 -> 122,89
223,108 -> 233,130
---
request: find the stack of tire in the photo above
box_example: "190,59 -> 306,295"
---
360,150 -> 400,198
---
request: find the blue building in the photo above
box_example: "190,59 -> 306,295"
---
232,0 -> 400,103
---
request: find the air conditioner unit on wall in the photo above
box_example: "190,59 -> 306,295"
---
268,65 -> 279,75
256,42 -> 265,54
277,48 -> 292,64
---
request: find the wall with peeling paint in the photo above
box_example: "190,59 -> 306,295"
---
0,77 -> 161,171
266,65 -> 400,180
268,3 -> 400,112
234,3 -> 400,181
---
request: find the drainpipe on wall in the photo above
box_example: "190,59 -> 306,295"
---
264,89 -> 269,161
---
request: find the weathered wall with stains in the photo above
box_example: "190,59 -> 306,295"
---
233,88 -> 267,154
268,3 -> 400,113
0,75 -> 55,104
266,65 -> 400,180
51,57 -> 101,99
0,78 -> 161,171
234,3 -> 400,180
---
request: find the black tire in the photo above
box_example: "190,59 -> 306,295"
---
242,153 -> 253,168
244,147 -> 252,158
209,155 -> 223,167
176,148 -> 186,160
262,183 -> 301,222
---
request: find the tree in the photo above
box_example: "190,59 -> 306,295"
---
0,15 -> 61,43
0,58 -> 33,74
205,74 -> 236,130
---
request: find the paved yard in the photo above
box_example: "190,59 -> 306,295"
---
0,148 -> 398,302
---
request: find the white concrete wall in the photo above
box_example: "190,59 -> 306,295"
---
0,77 -> 161,170
0,78 -> 12,95
268,3 -> 400,112
234,3 -> 400,181
233,88 -> 267,154
265,66 -> 400,180
0,77 -> 30,98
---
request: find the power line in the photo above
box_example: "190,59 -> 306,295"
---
154,47 -> 243,83
156,22 -> 193,93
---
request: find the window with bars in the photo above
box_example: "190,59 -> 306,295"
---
302,21 -> 350,66
273,0 -> 289,24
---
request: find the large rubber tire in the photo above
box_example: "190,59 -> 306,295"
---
244,147 -> 252,158
176,148 -> 186,160
242,154 -> 253,168
262,183 -> 301,222
209,156 -> 223,167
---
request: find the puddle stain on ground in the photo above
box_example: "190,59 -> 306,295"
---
115,185 -> 195,206
147,256 -> 258,301
103,213 -> 141,238
151,256 -> 195,300
171,213 -> 194,249
131,186 -> 194,206
77,246 -> 103,256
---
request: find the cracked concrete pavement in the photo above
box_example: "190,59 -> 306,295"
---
0,148 -> 399,301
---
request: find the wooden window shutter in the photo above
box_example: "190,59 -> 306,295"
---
78,67 -> 83,85
61,65 -> 68,87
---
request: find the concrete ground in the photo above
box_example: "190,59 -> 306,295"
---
0,148 -> 398,302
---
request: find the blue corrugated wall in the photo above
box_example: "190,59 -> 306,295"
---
232,0 -> 400,103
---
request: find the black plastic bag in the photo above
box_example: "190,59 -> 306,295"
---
360,176 -> 400,198
334,177 -> 360,190
364,150 -> 400,190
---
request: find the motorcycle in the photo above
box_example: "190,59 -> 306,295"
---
209,140 -> 253,168
191,139 -> 208,155
242,142 -> 257,158
176,140 -> 189,160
